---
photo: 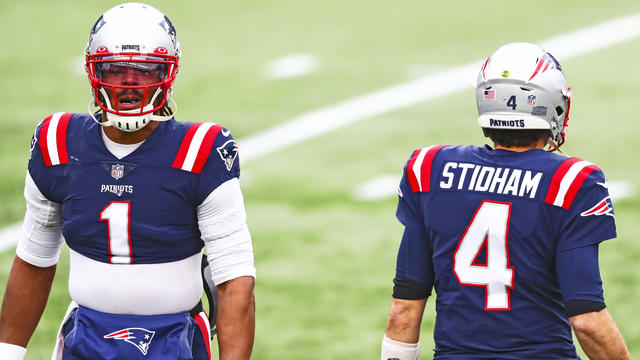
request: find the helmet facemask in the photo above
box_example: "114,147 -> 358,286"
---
86,52 -> 178,132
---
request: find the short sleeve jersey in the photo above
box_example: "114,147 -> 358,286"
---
395,145 -> 616,358
28,112 -> 241,264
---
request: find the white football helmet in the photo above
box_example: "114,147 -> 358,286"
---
476,42 -> 571,148
85,2 -> 180,132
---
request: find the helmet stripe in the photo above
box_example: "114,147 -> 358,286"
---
527,59 -> 546,81
481,57 -> 490,80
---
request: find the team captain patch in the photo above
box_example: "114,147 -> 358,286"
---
217,140 -> 238,171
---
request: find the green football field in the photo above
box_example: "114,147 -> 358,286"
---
1,1 -> 640,359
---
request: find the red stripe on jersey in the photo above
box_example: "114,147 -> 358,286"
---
420,145 -> 447,192
544,157 -> 582,205
55,113 -> 72,165
172,122 -> 203,169
38,115 -> 54,167
194,312 -> 212,359
191,124 -> 222,174
406,149 -> 421,192
560,164 -> 599,210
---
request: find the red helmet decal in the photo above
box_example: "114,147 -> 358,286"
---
96,46 -> 109,53
155,47 -> 168,54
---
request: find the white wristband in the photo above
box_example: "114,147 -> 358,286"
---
381,335 -> 420,360
0,342 -> 27,360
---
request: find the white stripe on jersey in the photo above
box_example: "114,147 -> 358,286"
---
182,122 -> 215,171
46,112 -> 64,165
553,160 -> 593,207
411,147 -> 429,192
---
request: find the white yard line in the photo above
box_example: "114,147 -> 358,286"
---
2,13 -> 640,252
239,12 -> 640,164
265,53 -> 318,79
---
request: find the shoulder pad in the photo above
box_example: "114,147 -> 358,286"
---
172,122 -> 224,174
544,157 -> 600,210
406,145 -> 448,192
37,112 -> 73,167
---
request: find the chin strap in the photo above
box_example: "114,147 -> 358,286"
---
87,89 -> 177,131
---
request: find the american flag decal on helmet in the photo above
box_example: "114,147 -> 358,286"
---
104,327 -> 156,355
581,196 -> 615,217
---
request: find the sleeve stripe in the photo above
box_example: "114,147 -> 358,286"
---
406,149 -> 421,192
559,164 -> 599,210
38,112 -> 72,167
544,157 -> 582,204
173,122 -> 203,169
173,122 -> 222,173
182,123 -> 214,171
55,113 -> 72,164
194,312 -> 212,359
545,158 -> 599,209
408,145 -> 447,192
38,115 -> 53,167
192,125 -> 223,174
408,148 -> 427,192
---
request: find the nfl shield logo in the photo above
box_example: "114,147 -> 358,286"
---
527,95 -> 536,105
111,164 -> 124,180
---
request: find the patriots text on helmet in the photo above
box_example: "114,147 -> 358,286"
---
489,118 -> 525,128
439,162 -> 542,199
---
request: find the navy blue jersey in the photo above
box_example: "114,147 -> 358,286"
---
28,112 -> 240,264
395,145 -> 616,358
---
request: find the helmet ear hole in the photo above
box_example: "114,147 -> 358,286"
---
555,106 -> 564,116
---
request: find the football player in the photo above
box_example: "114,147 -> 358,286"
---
381,43 -> 630,359
0,3 -> 255,359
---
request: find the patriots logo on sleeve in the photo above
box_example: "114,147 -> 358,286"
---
104,327 -> 156,355
580,196 -> 615,218
217,139 -> 239,171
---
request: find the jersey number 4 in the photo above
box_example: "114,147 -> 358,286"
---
100,201 -> 132,264
453,200 -> 514,310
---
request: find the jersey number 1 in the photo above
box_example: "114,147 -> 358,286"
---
453,200 -> 514,310
100,201 -> 132,264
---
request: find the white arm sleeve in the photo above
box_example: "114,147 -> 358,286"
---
198,178 -> 256,285
0,343 -> 26,360
16,172 -> 64,267
381,335 -> 420,360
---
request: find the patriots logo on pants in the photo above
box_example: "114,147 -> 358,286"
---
104,327 -> 156,355
217,140 -> 239,171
